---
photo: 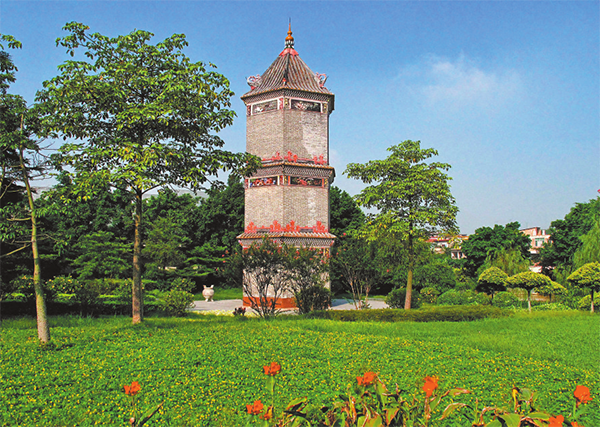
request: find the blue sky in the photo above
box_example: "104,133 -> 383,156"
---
2,1 -> 598,234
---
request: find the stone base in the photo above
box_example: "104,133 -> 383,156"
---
243,296 -> 297,310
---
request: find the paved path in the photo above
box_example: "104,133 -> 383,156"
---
190,298 -> 388,312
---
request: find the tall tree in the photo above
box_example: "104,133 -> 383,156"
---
36,23 -> 258,323
0,35 -> 51,342
540,197 -> 600,278
329,186 -> 366,237
461,222 -> 531,278
345,140 -> 458,309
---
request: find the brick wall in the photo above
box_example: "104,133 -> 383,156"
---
247,103 -> 329,161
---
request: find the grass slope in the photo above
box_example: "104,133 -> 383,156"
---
1,312 -> 598,426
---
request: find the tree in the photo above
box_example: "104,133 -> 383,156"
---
483,247 -> 530,277
287,246 -> 330,314
234,238 -> 290,318
142,215 -> 189,283
329,186 -> 366,237
345,140 -> 458,309
0,35 -> 51,342
568,262 -> 600,313
477,267 -> 508,302
507,271 -> 556,312
71,231 -> 131,280
331,236 -> 379,309
461,222 -> 531,278
36,23 -> 259,323
573,221 -> 600,268
540,197 -> 600,277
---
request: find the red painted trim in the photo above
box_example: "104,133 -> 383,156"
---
243,296 -> 297,309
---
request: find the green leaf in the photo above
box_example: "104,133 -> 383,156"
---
498,413 -> 522,427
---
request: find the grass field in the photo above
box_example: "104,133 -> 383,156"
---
1,311 -> 598,426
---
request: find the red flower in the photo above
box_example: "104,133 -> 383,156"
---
574,385 -> 592,407
356,371 -> 377,386
548,415 -> 564,427
246,400 -> 264,415
422,376 -> 438,398
124,381 -> 141,396
260,406 -> 273,420
263,361 -> 281,376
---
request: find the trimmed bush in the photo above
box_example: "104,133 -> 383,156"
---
437,289 -> 489,306
492,291 -> 520,308
305,305 -> 508,322
533,303 -> 572,311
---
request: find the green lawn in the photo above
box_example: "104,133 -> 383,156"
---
1,312 -> 598,426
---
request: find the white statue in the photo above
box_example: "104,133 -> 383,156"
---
202,285 -> 215,302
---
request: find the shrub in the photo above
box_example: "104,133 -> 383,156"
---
305,305 -> 508,322
9,276 -> 57,303
419,287 -> 439,304
170,277 -> 195,293
294,285 -> 332,314
385,287 -> 421,309
492,291 -> 520,308
577,294 -> 600,311
533,302 -> 572,311
437,289 -> 489,306
161,290 -> 194,316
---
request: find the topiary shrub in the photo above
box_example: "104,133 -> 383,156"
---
294,285 -> 332,314
492,291 -> 520,308
437,289 -> 465,306
385,288 -> 420,309
161,290 -> 194,316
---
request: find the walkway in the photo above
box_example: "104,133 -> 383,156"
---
189,298 -> 388,312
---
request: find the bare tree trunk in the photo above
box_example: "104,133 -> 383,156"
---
20,147 -> 50,343
527,290 -> 532,312
405,229 -> 414,310
132,190 -> 143,324
591,289 -> 595,313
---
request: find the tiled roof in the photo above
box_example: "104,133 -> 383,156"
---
242,27 -> 332,99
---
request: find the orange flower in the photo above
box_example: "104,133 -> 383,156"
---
260,406 -> 273,420
548,415 -> 564,427
124,381 -> 141,396
574,385 -> 592,407
246,400 -> 264,415
263,362 -> 281,376
422,376 -> 438,398
356,371 -> 377,386
571,422 -> 584,427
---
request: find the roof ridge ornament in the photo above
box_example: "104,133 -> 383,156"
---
285,20 -> 294,49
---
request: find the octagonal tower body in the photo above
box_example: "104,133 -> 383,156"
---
238,28 -> 336,308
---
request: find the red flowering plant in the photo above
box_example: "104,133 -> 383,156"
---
470,384 -> 594,427
245,362 -> 280,426
122,381 -> 163,427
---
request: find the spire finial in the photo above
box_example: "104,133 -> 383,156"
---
285,19 -> 294,49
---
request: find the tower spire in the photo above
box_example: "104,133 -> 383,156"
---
285,20 -> 294,49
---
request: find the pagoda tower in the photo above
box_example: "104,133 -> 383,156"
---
238,25 -> 336,308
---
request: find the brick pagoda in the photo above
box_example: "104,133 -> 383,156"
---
238,25 -> 336,308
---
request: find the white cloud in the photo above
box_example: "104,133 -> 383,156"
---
398,54 -> 524,113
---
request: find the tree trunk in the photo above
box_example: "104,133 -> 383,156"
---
405,230 -> 414,310
591,289 -> 595,313
132,190 -> 143,324
527,290 -> 532,313
20,147 -> 50,343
